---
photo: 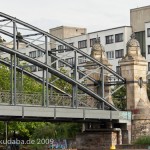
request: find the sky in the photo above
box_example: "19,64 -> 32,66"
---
0,0 -> 150,33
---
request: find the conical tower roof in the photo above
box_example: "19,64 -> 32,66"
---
125,33 -> 144,59
90,36 -> 111,66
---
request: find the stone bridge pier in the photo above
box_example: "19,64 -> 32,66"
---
76,34 -> 150,150
76,37 -> 131,150
119,33 -> 150,142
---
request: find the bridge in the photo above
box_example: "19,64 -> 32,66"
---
0,12 -> 130,124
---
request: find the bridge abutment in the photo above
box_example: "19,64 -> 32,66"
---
76,121 -> 130,150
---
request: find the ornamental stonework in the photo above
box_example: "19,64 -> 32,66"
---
119,33 -> 150,142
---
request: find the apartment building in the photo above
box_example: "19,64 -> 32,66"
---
145,22 -> 150,79
1,5 -> 150,79
55,26 -> 132,74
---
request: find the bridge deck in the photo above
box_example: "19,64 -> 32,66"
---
0,105 -> 131,122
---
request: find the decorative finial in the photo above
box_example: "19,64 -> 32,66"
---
130,33 -> 136,39
95,34 -> 100,44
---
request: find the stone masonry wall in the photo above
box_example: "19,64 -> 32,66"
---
132,119 -> 150,141
76,131 -> 118,150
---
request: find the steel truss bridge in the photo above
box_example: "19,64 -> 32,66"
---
0,12 -> 131,123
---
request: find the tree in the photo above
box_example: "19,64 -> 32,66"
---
49,68 -> 72,94
112,85 -> 126,110
0,64 -> 10,91
8,122 -> 45,139
0,64 -> 81,144
31,122 -> 81,140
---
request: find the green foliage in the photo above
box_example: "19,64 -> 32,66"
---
0,64 -> 42,92
8,122 -> 44,138
0,64 -> 10,91
23,75 -> 42,93
50,68 -> 72,93
0,122 -> 5,139
112,86 -> 126,110
31,122 -> 81,140
31,123 -> 56,139
27,143 -> 45,150
134,136 -> 150,145
0,64 -> 81,142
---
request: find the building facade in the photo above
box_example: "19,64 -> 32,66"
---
55,26 -> 132,74
1,5 -> 150,79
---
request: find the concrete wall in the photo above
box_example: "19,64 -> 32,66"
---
49,26 -> 86,49
50,26 -> 86,39
130,5 -> 150,32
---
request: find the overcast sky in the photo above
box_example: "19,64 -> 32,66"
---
0,0 -> 150,33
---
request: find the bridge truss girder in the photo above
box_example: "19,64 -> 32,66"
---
0,12 -> 125,111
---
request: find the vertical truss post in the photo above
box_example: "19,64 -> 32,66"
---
10,55 -> 13,105
50,86 -> 53,104
101,67 -> 104,98
42,69 -> 45,106
101,66 -> 104,109
72,50 -> 78,108
45,36 -> 49,107
13,21 -> 17,105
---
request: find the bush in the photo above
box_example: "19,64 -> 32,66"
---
134,136 -> 150,145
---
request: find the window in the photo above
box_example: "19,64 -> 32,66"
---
71,73 -> 74,78
58,59 -> 64,68
78,56 -> 87,64
30,65 -> 36,72
116,66 -> 121,75
106,51 -> 114,59
148,62 -> 150,71
147,28 -> 150,37
115,33 -> 123,42
58,45 -> 64,53
51,48 -> 56,53
106,35 -> 114,44
65,58 -> 74,65
90,38 -> 96,47
90,37 -> 100,47
29,51 -> 36,58
115,49 -> 124,58
37,50 -> 44,57
78,40 -> 87,49
148,45 -> 150,54
65,43 -> 74,52
38,67 -> 43,71
3,57 -> 9,61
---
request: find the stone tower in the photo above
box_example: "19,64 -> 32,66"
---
86,36 -> 113,105
119,33 -> 150,141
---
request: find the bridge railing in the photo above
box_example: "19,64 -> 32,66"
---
0,91 -> 98,108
